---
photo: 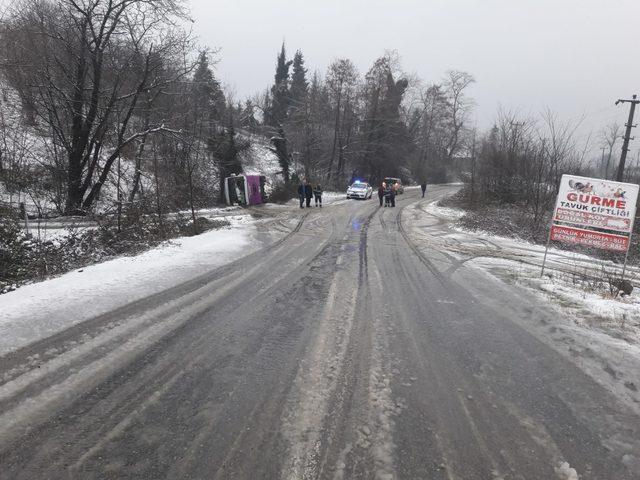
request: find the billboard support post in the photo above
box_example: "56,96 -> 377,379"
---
541,219 -> 553,277
614,248 -> 632,298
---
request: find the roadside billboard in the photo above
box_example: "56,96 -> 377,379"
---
549,175 -> 638,252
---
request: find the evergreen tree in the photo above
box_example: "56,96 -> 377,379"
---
240,100 -> 258,129
269,126 -> 291,183
267,43 -> 292,126
192,51 -> 226,124
360,56 -> 411,182
289,50 -> 308,108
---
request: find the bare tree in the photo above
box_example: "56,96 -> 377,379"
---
1,0 -> 194,214
601,122 -> 622,179
325,59 -> 358,181
409,84 -> 450,182
443,70 -> 475,161
465,108 -> 586,227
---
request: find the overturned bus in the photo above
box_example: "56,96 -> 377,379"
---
224,174 -> 267,206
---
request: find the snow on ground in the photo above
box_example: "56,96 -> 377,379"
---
425,200 -> 640,342
0,216 -> 262,355
412,199 -> 640,414
555,462 -> 580,480
261,190 -> 350,210
424,199 -> 465,220
241,134 -> 281,177
323,191 -> 349,202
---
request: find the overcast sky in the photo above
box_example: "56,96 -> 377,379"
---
190,0 -> 636,156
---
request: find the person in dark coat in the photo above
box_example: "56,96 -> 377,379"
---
297,181 -> 306,208
313,184 -> 323,207
420,182 -> 427,198
384,184 -> 392,207
304,182 -> 313,208
378,182 -> 385,207
390,183 -> 396,207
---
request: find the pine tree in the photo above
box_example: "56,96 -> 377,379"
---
289,50 -> 308,108
192,51 -> 226,124
267,43 -> 292,126
240,100 -> 258,129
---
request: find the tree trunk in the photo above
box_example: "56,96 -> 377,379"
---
327,88 -> 342,180
64,151 -> 85,214
152,144 -> 164,232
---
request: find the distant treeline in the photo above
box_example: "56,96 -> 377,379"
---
0,0 -> 477,217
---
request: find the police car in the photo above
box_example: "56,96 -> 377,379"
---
346,181 -> 373,199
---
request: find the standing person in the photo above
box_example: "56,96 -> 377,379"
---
297,180 -> 306,208
304,181 -> 313,208
378,182 -> 385,207
384,183 -> 391,207
390,182 -> 397,207
313,184 -> 323,207
420,182 -> 427,198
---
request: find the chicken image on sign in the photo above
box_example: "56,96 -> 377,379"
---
549,175 -> 639,252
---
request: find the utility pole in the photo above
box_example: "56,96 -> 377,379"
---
615,94 -> 639,182
470,128 -> 477,204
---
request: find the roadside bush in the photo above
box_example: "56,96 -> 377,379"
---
0,205 -> 233,291
0,206 -> 29,285
0,206 -> 77,286
443,187 -> 640,266
268,181 -> 295,203
177,216 -> 230,236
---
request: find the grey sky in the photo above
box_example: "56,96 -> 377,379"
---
192,0 -> 636,154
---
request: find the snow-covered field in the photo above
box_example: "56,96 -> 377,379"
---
0,216 -> 262,355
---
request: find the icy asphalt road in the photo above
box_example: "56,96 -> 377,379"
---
1,187 -> 639,479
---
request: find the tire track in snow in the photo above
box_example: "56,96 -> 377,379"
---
279,208 -> 378,480
364,263 -> 402,480
279,252 -> 358,480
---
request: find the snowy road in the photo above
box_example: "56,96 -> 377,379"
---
1,187 -> 639,479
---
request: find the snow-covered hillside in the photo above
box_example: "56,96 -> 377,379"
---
240,131 -> 281,177
0,81 -> 283,217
